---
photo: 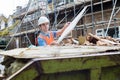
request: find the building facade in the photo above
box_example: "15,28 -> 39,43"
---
7,0 -> 120,49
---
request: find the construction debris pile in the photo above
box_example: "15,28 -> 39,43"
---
60,33 -> 120,46
61,36 -> 79,46
82,33 -> 120,46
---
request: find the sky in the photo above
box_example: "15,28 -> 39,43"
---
0,0 -> 29,18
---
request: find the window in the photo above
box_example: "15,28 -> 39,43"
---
96,26 -> 120,38
96,29 -> 104,36
104,27 -> 119,38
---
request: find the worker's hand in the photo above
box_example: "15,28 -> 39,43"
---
56,22 -> 71,37
64,22 -> 71,28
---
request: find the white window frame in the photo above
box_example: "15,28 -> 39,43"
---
96,29 -> 104,37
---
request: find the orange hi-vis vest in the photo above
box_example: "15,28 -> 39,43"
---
39,32 -> 54,45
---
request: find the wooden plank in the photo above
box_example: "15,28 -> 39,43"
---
0,46 -> 120,58
88,33 -> 120,45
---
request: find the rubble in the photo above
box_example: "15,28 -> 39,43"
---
61,36 -> 79,46
83,33 -> 120,46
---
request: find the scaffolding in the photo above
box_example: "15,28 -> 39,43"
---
4,0 -> 120,49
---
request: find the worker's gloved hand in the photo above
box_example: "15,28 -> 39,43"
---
64,22 -> 71,28
50,41 -> 59,46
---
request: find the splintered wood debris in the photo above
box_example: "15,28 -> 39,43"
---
84,33 -> 120,46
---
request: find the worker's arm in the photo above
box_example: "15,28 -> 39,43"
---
38,38 -> 47,46
56,22 -> 70,37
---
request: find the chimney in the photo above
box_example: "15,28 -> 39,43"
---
16,6 -> 22,11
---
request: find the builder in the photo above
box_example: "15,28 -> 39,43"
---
37,16 -> 70,46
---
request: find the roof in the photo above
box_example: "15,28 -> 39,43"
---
0,15 -> 7,22
8,15 -> 14,19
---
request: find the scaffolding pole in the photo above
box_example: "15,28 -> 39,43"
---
101,0 -> 104,21
73,1 -> 76,17
45,0 -> 49,18
65,2 -> 67,22
91,0 -> 95,34
4,0 -> 33,50
53,0 -> 57,30
113,7 -> 120,16
105,0 -> 117,37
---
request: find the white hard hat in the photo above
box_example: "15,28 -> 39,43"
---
38,16 -> 50,26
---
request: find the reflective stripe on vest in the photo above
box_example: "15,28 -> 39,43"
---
39,32 -> 54,45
